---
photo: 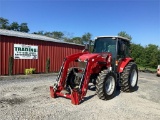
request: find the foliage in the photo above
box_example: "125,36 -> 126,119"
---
0,17 -> 9,29
33,31 -> 64,40
33,31 -> 44,35
46,58 -> 50,73
0,17 -> 30,32
19,23 -> 30,32
33,31 -> 92,45
131,43 -> 160,69
130,43 -> 145,65
52,31 -> 64,39
118,31 -> 132,40
138,66 -> 157,72
64,37 -> 83,44
24,68 -> 36,75
64,32 -> 92,45
8,56 -> 14,75
117,31 -> 159,69
81,32 -> 92,44
10,22 -> 19,31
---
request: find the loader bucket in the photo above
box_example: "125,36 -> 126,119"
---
50,86 -> 56,98
71,89 -> 81,105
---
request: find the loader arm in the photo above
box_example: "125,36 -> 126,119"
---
57,52 -> 89,90
50,53 -> 108,105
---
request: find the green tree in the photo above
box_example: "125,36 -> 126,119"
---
157,48 -> 160,65
0,17 -> 9,29
130,43 -> 145,65
10,22 -> 19,31
131,43 -> 160,68
33,31 -> 64,40
144,44 -> 159,68
63,37 -> 71,43
52,31 -> 64,39
65,37 -> 82,44
82,32 -> 92,44
72,37 -> 82,44
118,31 -> 132,40
19,23 -> 29,32
44,32 -> 52,37
33,31 -> 44,35
64,32 -> 92,45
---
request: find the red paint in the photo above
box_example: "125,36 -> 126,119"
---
0,35 -> 84,75
71,89 -> 81,105
117,57 -> 133,73
50,86 -> 56,98
79,53 -> 99,61
50,51 -> 108,105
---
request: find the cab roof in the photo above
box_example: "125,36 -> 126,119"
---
95,36 -> 130,41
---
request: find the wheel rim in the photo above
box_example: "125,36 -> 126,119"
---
105,76 -> 115,95
130,69 -> 137,87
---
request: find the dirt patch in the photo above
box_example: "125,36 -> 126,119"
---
0,97 -> 25,106
32,85 -> 47,92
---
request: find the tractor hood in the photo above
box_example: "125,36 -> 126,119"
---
78,53 -> 103,62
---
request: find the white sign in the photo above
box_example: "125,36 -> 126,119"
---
14,44 -> 38,59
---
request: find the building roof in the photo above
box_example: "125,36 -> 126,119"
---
95,36 -> 130,41
0,29 -> 84,46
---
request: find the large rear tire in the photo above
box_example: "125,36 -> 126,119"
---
121,62 -> 138,92
96,69 -> 116,100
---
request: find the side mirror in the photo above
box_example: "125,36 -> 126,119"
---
82,44 -> 89,53
85,44 -> 89,50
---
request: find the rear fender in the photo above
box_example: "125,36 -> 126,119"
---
117,58 -> 134,73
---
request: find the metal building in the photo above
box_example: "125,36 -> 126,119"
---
0,29 -> 84,75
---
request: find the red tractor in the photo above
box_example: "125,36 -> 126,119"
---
50,36 -> 138,105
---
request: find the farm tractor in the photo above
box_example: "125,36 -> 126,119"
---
50,36 -> 138,105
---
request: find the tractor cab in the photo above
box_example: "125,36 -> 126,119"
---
92,36 -> 130,72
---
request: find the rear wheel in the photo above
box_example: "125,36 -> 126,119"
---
96,69 -> 116,100
121,62 -> 138,92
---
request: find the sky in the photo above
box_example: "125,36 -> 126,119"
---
0,0 -> 160,46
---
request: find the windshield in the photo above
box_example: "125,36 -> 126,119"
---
93,37 -> 117,57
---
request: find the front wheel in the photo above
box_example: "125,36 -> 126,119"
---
96,69 -> 116,100
66,68 -> 78,89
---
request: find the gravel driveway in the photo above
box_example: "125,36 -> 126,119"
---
0,72 -> 160,120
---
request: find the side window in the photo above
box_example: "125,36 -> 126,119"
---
118,40 -> 123,56
118,39 -> 130,57
123,40 -> 130,57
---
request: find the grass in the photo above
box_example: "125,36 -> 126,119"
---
138,65 -> 157,72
